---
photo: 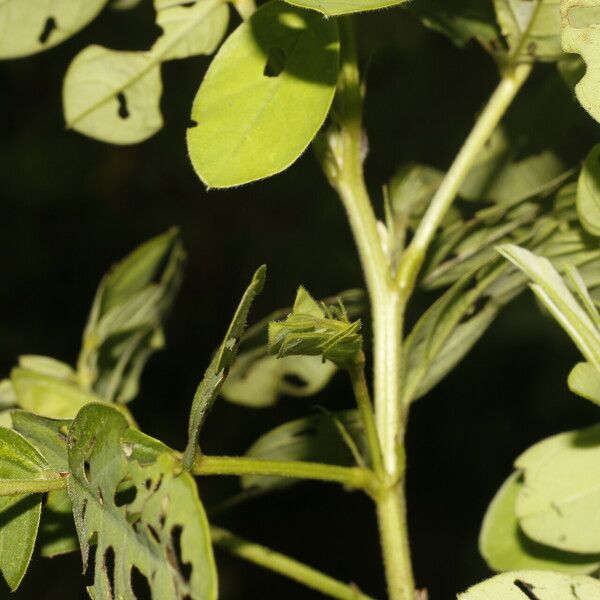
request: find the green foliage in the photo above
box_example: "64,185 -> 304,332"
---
479,472 -> 600,573
577,144 -> 600,236
458,570 -> 600,599
562,0 -> 600,125
183,266 -> 266,469
283,0 -> 408,16
187,1 -> 339,187
241,410 -> 365,492
268,287 -> 363,367
0,428 -> 62,590
0,0 -> 108,59
67,403 -> 217,599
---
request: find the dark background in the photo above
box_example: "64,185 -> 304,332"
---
1,2 -> 599,598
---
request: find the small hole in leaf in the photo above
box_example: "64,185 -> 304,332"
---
264,47 -> 287,78
148,524 -> 161,544
117,93 -> 130,119
283,373 -> 307,388
115,481 -> 137,507
83,460 -> 91,483
38,17 -> 57,45
513,580 -> 540,600
131,565 -> 151,598
188,119 -> 198,129
170,525 -> 192,582
145,478 -> 153,490
104,546 -> 116,598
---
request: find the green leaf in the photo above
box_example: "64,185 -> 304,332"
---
80,229 -> 185,404
39,489 -> 79,558
480,472 -> 600,573
67,403 -> 217,599
221,350 -> 336,407
562,0 -> 600,125
17,355 -> 76,381
0,428 -> 58,590
499,244 -> 600,370
11,368 -> 102,419
187,1 -> 339,188
458,570 -> 600,599
11,411 -> 70,471
63,0 -> 228,144
153,0 -> 229,61
568,362 -> 600,404
408,0 -> 501,49
183,266 -> 266,470
268,287 -> 363,367
0,0 -> 108,59
515,424 -> 600,553
242,410 -> 365,492
284,0 -> 407,16
576,144 -> 600,236
494,0 -> 563,62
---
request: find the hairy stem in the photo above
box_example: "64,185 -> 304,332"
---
396,63 -> 533,298
192,455 -> 376,491
348,357 -> 384,477
211,526 -> 377,600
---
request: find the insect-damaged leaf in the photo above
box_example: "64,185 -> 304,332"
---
63,0 -> 228,144
0,428 -> 62,591
183,266 -> 266,469
494,0 -> 563,62
458,570 -> 600,599
479,471 -> 600,574
187,1 -> 339,187
514,424 -> 600,554
0,0 -> 108,59
67,404 -> 217,599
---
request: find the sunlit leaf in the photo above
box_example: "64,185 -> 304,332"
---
480,471 -> 600,573
499,244 -> 600,370
183,266 -> 266,469
242,410 -> 365,492
515,424 -> 600,553
458,570 -> 600,598
0,0 -> 108,59
63,0 -> 228,144
187,1 -> 339,187
562,0 -> 600,124
284,0 -> 407,16
68,404 -> 217,599
568,362 -> 600,404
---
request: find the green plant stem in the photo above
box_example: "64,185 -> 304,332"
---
396,62 -> 533,298
333,18 -> 415,600
192,455 -> 375,490
211,526 -> 377,600
0,477 -> 67,496
348,357 -> 384,477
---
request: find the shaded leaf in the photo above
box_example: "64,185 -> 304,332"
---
40,489 -> 78,558
0,0 -> 108,59
68,404 -> 217,599
480,471 -> 600,573
183,267 -> 266,469
458,570 -> 600,598
0,428 -> 60,590
576,144 -> 600,236
187,1 -> 339,187
242,410 -> 365,492
494,0 -> 563,62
